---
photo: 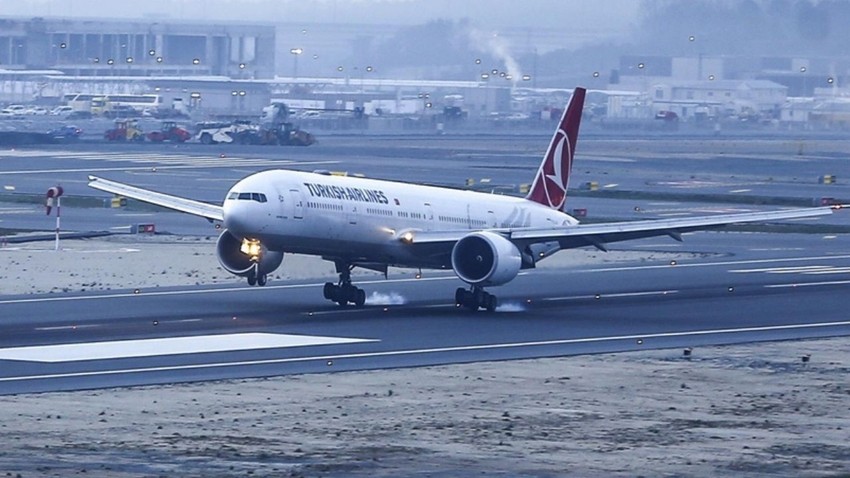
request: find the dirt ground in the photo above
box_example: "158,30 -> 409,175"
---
0,338 -> 848,477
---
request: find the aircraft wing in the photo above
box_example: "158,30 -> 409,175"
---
87,175 -> 224,222
406,207 -> 836,251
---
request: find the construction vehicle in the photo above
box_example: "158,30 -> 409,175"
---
146,121 -> 191,142
104,118 -> 144,141
231,121 -> 316,146
237,103 -> 315,146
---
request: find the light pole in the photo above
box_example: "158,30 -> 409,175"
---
638,62 -> 646,94
290,48 -> 303,79
800,66 -> 808,97
689,35 -> 703,81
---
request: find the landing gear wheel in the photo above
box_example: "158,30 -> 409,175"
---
323,282 -> 336,300
457,286 -> 499,312
257,274 -> 267,286
455,287 -> 466,306
325,260 -> 369,307
484,293 -> 498,312
247,274 -> 257,286
354,288 -> 366,308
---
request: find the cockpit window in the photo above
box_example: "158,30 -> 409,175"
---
232,192 -> 267,203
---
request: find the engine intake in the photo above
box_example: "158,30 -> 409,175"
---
451,231 -> 521,286
216,230 -> 283,277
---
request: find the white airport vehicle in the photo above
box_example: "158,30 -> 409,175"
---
50,105 -> 74,116
25,106 -> 48,115
88,87 -> 838,310
5,104 -> 26,114
193,121 -> 256,144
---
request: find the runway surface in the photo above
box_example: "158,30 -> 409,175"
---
1,138 -> 849,395
1,232 -> 849,395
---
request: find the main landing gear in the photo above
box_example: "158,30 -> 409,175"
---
323,261 -> 366,307
455,286 -> 498,312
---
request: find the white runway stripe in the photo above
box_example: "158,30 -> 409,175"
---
0,332 -> 375,363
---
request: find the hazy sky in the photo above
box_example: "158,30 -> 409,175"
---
0,0 -> 640,36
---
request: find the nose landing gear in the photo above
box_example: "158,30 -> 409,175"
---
246,265 -> 268,286
323,261 -> 366,307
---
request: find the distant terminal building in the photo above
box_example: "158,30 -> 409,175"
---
0,16 -> 275,79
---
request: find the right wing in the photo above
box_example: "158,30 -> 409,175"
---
87,175 -> 224,222
509,206 -> 837,250
405,206 -> 837,253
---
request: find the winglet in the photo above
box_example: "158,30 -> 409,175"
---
525,87 -> 586,211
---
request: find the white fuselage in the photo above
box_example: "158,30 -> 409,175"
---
222,170 -> 577,269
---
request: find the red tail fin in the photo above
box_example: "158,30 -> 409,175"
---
525,87 -> 585,210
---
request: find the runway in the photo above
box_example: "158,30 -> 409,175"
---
1,137 -> 849,395
2,232 -> 849,395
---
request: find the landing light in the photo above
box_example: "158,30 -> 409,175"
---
240,238 -> 262,261
400,231 -> 414,243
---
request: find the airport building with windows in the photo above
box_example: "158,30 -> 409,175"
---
0,17 -> 275,78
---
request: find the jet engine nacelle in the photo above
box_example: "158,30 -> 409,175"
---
451,231 -> 521,286
216,230 -> 283,277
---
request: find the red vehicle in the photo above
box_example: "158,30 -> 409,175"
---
146,121 -> 191,142
104,119 -> 144,141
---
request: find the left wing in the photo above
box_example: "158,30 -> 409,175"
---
406,206 -> 837,252
87,175 -> 224,221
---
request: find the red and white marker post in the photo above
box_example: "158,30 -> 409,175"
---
45,186 -> 64,251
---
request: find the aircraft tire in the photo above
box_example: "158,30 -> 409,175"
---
323,282 -> 336,300
455,287 -> 466,306
485,293 -> 498,312
247,275 -> 257,286
354,288 -> 366,308
257,274 -> 267,286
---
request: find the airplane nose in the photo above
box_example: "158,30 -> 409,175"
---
223,201 -> 256,235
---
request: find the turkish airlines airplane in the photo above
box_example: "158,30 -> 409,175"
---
88,87 -> 837,311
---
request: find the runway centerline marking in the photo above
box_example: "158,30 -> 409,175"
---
2,321 -> 849,384
0,332 -> 376,363
544,290 -> 678,301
